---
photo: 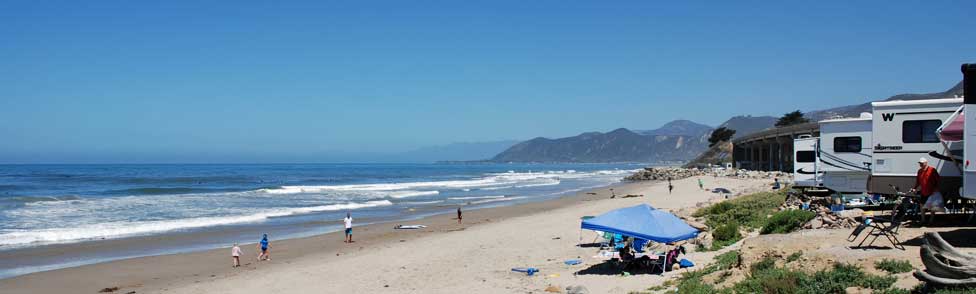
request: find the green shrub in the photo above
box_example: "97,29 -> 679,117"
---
802,263 -> 897,292
761,209 -> 816,234
714,250 -> 740,271
733,266 -> 804,294
695,190 -> 787,230
710,222 -> 741,250
875,259 -> 913,274
875,288 -> 912,294
736,261 -> 897,294
713,222 -> 741,242
750,256 -> 777,275
786,251 -> 803,263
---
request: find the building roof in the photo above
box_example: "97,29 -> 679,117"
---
732,122 -> 819,144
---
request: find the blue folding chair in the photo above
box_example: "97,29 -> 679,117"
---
632,238 -> 649,253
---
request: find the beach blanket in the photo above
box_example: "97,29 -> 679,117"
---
394,225 -> 427,229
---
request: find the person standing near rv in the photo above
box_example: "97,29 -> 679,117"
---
911,158 -> 944,223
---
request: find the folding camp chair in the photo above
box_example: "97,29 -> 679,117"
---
851,201 -> 907,250
646,252 -> 667,274
632,238 -> 649,253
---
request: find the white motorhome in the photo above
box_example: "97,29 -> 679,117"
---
869,98 -> 964,196
954,63 -> 975,199
818,113 -> 873,195
793,135 -> 820,188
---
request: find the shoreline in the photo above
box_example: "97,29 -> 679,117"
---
0,178 -> 630,280
0,179 -> 643,293
3,175 -> 773,294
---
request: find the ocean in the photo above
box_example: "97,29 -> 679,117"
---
0,163 -> 641,278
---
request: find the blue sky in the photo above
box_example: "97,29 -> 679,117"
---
1,1 -> 974,163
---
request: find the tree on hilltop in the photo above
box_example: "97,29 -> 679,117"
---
775,110 -> 809,127
708,127 -> 736,147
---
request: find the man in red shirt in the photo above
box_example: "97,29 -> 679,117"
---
911,157 -> 943,223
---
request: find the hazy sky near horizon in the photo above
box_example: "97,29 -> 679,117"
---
2,1 -> 975,163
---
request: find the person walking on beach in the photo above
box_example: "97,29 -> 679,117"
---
343,212 -> 354,243
231,243 -> 243,267
456,207 -> 462,224
257,234 -> 271,261
667,177 -> 674,195
698,178 -> 704,190
911,158 -> 943,224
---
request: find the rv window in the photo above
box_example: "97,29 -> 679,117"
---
902,120 -> 942,143
796,151 -> 816,163
833,137 -> 862,153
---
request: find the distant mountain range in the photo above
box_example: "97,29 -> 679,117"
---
484,80 -> 964,164
637,120 -> 714,136
490,121 -> 714,163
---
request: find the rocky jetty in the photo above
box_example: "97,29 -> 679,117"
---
624,167 -> 790,181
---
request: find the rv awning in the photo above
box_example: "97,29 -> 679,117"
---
580,204 -> 699,243
938,106 -> 965,142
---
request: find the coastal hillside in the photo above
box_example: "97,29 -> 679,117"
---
682,141 -> 734,168
490,121 -> 712,163
637,120 -> 713,136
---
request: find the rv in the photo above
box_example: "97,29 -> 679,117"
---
818,113 -> 873,195
869,98 -> 964,196
793,135 -> 820,188
956,64 -> 975,199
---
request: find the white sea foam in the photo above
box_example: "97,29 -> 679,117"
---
259,169 -> 633,195
388,190 -> 439,199
398,200 -> 445,205
448,195 -> 506,200
470,196 -> 526,205
0,200 -> 392,247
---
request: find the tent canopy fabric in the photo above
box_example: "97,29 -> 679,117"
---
581,204 -> 699,243
938,109 -> 964,142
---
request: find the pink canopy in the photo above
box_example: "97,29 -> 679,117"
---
939,111 -> 965,142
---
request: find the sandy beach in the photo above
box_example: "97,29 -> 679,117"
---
0,176 -> 773,294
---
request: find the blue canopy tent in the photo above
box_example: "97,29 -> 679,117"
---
581,204 -> 699,244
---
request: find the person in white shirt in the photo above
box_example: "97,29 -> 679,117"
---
231,243 -> 243,267
343,212 -> 353,243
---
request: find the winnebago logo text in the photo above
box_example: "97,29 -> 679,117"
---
875,143 -> 903,151
881,113 -> 895,121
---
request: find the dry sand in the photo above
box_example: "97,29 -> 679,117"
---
0,176 -> 773,294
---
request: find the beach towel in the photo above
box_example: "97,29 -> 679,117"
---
394,225 -> 427,229
679,259 -> 694,268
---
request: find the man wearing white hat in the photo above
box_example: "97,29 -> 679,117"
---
911,157 -> 943,223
